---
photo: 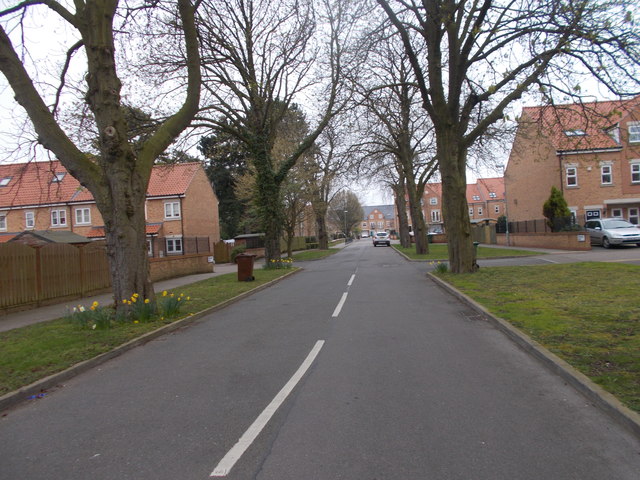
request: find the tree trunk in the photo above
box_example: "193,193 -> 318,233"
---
393,181 -> 411,248
438,134 -> 476,273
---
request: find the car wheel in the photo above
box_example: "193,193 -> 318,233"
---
602,237 -> 611,249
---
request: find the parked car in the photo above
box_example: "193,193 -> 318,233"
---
584,218 -> 640,248
372,231 -> 391,247
361,232 -> 369,238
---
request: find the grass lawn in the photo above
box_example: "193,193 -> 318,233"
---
0,268 -> 296,396
291,247 -> 340,261
437,262 -> 640,413
393,243 -> 539,260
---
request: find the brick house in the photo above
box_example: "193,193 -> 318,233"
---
0,161 -> 220,255
505,96 -> 640,224
361,205 -> 397,237
399,178 -> 505,234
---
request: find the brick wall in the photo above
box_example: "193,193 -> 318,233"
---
149,253 -> 214,282
496,232 -> 591,250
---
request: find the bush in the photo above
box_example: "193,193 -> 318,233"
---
230,245 -> 246,262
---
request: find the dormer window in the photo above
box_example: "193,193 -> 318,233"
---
629,122 -> 640,144
52,172 -> 66,183
489,192 -> 497,198
0,177 -> 10,187
563,129 -> 587,137
472,195 -> 480,201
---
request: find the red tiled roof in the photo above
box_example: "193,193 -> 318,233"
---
0,234 -> 16,243
520,96 -> 640,152
0,161 -> 202,209
476,177 -> 505,201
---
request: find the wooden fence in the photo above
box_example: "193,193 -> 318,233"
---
0,242 -> 111,311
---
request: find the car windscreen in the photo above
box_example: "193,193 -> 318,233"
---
602,220 -> 635,229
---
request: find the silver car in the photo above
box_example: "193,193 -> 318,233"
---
372,232 -> 391,247
584,218 -> 640,248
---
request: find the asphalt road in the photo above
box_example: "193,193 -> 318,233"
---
1,241 -> 639,479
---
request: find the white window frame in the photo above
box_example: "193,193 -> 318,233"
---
0,177 -> 10,187
600,164 -> 612,185
628,122 -> 640,143
164,201 -> 181,219
431,210 -> 441,222
631,161 -> 640,184
477,207 -> 483,216
51,209 -> 67,227
494,205 -> 500,214
362,222 -> 367,227
429,197 -> 438,205
166,237 -> 183,254
629,208 -> 639,225
611,208 -> 623,218
377,221 -> 383,229
489,192 -> 497,198
0,212 -> 7,231
147,239 -> 154,257
25,211 -> 35,229
74,207 -> 91,225
566,166 -> 578,187
51,172 -> 66,183
468,207 -> 473,216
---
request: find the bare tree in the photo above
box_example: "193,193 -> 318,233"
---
354,32 -> 437,254
0,0 -> 201,306
304,122 -> 356,250
377,0 -> 640,272
329,189 -> 364,238
195,0 -> 360,262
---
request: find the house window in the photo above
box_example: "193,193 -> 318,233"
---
0,212 -> 6,231
468,207 -> 473,216
369,214 -> 374,219
164,201 -> 181,219
378,214 -> 383,219
477,207 -> 483,216
75,207 -> 91,225
629,122 -> 640,143
566,166 -> 578,187
431,210 -> 441,222
611,208 -> 622,218
166,237 -> 183,254
563,129 -> 587,137
494,205 -> 500,214
631,162 -> 640,183
51,209 -> 67,227
25,211 -> 35,229
377,221 -> 383,229
429,197 -> 437,205
629,208 -> 639,225
601,164 -> 612,185
489,192 -> 497,198
147,239 -> 154,257
362,222 -> 367,227
51,172 -> 66,183
0,177 -> 11,187
472,195 -> 480,201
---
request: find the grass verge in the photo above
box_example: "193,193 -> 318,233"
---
436,262 -> 640,413
292,247 -> 340,261
393,243 -> 540,260
0,269 -> 296,396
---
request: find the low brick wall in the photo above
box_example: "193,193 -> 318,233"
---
496,232 -> 591,251
150,253 -> 214,282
